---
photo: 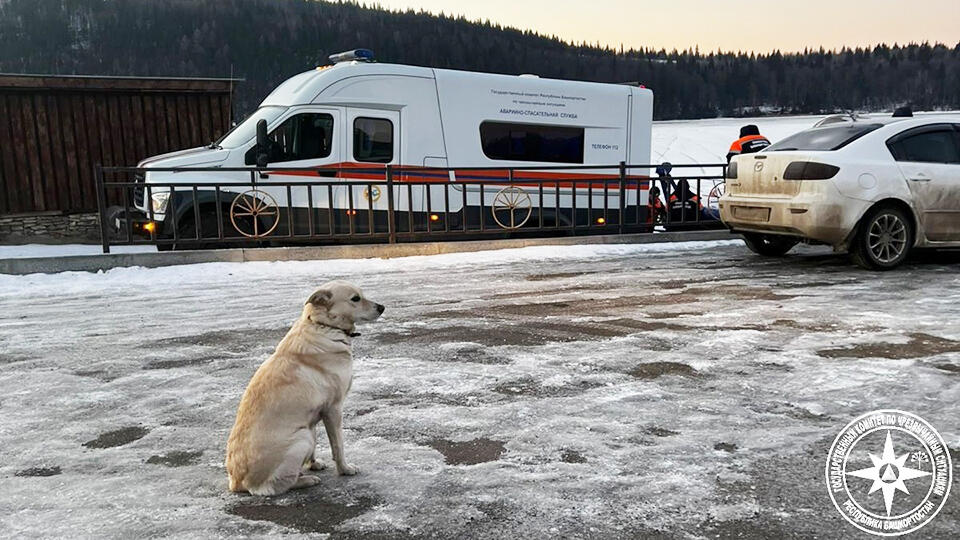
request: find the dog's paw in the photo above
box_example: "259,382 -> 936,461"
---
291,474 -> 322,490
337,464 -> 359,476
309,460 -> 327,471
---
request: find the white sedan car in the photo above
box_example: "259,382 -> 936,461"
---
719,115 -> 960,269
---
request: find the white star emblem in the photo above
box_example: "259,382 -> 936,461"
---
846,431 -> 932,516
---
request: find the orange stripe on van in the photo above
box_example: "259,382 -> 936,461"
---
268,162 -> 650,190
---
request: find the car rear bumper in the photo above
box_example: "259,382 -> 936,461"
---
719,190 -> 864,247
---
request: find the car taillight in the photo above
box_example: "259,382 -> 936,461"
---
783,161 -> 840,180
726,161 -> 738,179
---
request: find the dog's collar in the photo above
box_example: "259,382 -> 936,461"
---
313,321 -> 360,339
334,327 -> 360,338
331,329 -> 360,345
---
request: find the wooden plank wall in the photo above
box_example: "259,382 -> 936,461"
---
0,76 -> 235,215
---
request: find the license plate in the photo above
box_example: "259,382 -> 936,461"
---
732,206 -> 771,222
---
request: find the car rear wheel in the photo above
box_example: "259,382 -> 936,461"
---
850,205 -> 913,270
742,232 -> 799,257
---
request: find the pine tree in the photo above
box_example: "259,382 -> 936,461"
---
0,0 -> 958,119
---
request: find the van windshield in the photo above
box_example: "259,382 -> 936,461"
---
767,123 -> 883,152
216,106 -> 288,149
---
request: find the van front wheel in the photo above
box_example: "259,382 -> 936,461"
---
850,205 -> 913,270
742,232 -> 798,257
171,206 -> 239,250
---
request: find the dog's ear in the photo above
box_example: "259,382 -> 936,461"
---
306,289 -> 332,307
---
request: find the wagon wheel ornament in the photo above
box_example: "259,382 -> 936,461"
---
706,181 -> 725,211
491,186 -> 533,229
230,189 -> 280,238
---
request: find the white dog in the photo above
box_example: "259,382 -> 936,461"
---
225,280 -> 384,495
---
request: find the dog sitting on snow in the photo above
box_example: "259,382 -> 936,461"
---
225,280 -> 384,495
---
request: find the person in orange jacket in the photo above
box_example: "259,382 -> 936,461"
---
726,124 -> 770,162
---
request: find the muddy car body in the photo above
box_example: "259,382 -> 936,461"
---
719,115 -> 960,268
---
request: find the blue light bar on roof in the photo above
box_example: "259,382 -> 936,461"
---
328,49 -> 375,64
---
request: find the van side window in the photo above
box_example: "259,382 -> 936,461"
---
244,113 -> 334,165
353,117 -> 393,163
480,122 -> 584,163
888,129 -> 960,164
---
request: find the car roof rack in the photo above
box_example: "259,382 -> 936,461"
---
813,112 -> 868,127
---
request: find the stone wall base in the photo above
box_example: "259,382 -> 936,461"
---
0,212 -> 101,243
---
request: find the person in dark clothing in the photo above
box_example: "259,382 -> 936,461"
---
726,124 -> 771,162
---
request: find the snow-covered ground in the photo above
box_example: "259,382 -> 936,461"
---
0,244 -> 157,259
653,114 -> 824,165
2,241 -> 958,538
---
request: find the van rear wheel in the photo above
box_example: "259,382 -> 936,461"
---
742,232 -> 798,257
850,205 -> 912,270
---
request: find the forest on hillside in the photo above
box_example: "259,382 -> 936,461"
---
1,0 -> 959,120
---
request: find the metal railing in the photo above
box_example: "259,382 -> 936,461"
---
94,162 -> 727,253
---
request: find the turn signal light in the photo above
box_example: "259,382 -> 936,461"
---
430,214 -> 440,222
596,217 -> 606,224
143,221 -> 157,233
783,161 -> 840,180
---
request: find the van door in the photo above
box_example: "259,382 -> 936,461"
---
888,124 -> 960,242
345,109 -> 401,219
248,107 -> 342,235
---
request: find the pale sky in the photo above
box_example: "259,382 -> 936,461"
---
363,0 -> 960,53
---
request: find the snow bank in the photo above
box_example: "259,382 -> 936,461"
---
0,240 -> 741,296
0,244 -> 156,259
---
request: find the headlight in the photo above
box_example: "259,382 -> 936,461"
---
151,191 -> 171,214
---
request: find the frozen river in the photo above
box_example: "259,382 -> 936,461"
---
1,241 -> 959,538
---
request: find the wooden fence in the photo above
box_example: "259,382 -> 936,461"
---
0,74 -> 238,215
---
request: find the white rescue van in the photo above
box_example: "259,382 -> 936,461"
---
131,50 -> 654,241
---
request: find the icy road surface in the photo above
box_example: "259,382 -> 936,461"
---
1,241 -> 958,539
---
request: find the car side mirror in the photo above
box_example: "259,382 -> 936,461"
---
255,119 -> 269,168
